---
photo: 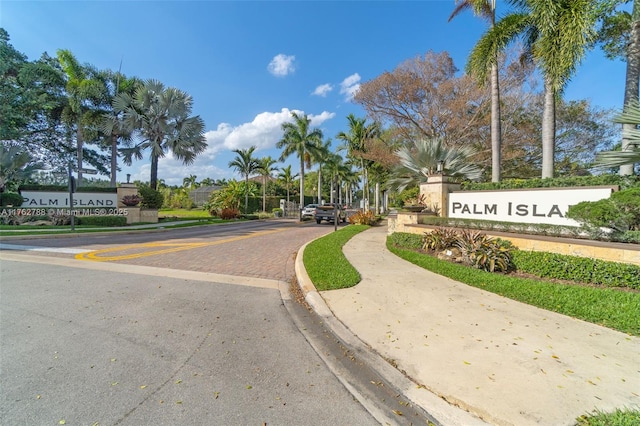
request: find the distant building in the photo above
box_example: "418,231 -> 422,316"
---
189,185 -> 221,206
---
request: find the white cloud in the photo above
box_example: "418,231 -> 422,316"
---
340,73 -> 361,101
312,83 -> 333,97
267,54 -> 296,77
138,108 -> 336,186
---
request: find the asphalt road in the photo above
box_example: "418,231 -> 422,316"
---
0,221 -> 380,425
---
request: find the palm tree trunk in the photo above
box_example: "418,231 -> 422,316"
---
76,125 -> 84,187
490,62 -> 502,182
541,79 -> 556,179
262,176 -> 266,212
299,157 -> 305,219
620,0 -> 640,176
244,175 -> 249,214
150,154 -> 158,190
317,168 -> 322,204
110,133 -> 118,187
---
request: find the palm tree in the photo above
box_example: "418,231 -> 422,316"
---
276,112 -> 323,217
469,0 -> 598,179
115,79 -> 207,190
228,146 -> 258,213
324,153 -> 350,204
450,0 -> 502,182
183,174 -> 199,190
0,144 -> 43,192
101,70 -> 140,187
257,156 -> 278,212
387,138 -> 483,192
57,49 -> 107,186
595,100 -> 640,169
598,0 -> 640,175
277,164 -> 298,203
311,139 -> 333,204
336,114 -> 380,211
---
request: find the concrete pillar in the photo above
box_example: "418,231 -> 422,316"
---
419,175 -> 461,218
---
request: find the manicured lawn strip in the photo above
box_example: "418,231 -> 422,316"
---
158,209 -> 211,219
387,240 -> 640,337
303,225 -> 369,291
576,408 -> 640,426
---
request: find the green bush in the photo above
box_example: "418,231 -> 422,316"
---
0,192 -> 23,206
77,216 -> 127,227
423,227 -> 459,251
138,185 -> 164,209
511,251 -> 640,289
568,187 -> 640,232
388,232 -> 423,250
462,175 -> 640,191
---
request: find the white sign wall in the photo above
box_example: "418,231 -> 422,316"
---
448,187 -> 614,226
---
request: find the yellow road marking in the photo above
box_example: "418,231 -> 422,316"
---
75,228 -> 287,262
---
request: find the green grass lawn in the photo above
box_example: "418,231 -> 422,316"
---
303,225 -> 369,290
158,208 -> 211,219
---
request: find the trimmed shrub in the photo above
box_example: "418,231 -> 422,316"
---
0,192 -> 24,206
77,216 -> 127,227
388,232 -> 423,250
138,185 -> 164,209
511,251 -> 640,289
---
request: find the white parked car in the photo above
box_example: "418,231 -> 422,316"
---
302,204 -> 319,218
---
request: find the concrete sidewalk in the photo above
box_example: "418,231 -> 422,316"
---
299,224 -> 640,425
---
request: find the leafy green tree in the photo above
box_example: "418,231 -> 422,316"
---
277,164 -> 298,203
469,0 -> 599,178
387,138 -> 483,192
450,0 -> 503,182
257,156 -> 278,212
277,112 -> 323,216
115,79 -> 207,190
598,0 -> 640,175
228,146 -> 258,213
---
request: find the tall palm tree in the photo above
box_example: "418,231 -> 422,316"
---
595,100 -> 640,169
598,0 -> 640,175
311,139 -> 333,204
450,0 -> 502,182
101,70 -> 140,187
257,156 -> 278,212
182,174 -> 199,189
57,49 -> 107,186
469,0 -> 598,178
277,164 -> 298,203
277,112 -> 323,217
228,146 -> 258,214
115,79 -> 206,190
336,114 -> 380,211
387,138 -> 483,192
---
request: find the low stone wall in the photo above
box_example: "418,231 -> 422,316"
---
388,213 -> 640,266
124,207 -> 158,225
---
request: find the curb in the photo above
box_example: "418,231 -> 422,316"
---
294,239 -> 488,426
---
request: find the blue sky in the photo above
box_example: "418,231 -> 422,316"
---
1,0 -> 629,186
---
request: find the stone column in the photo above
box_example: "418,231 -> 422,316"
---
419,175 -> 461,218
